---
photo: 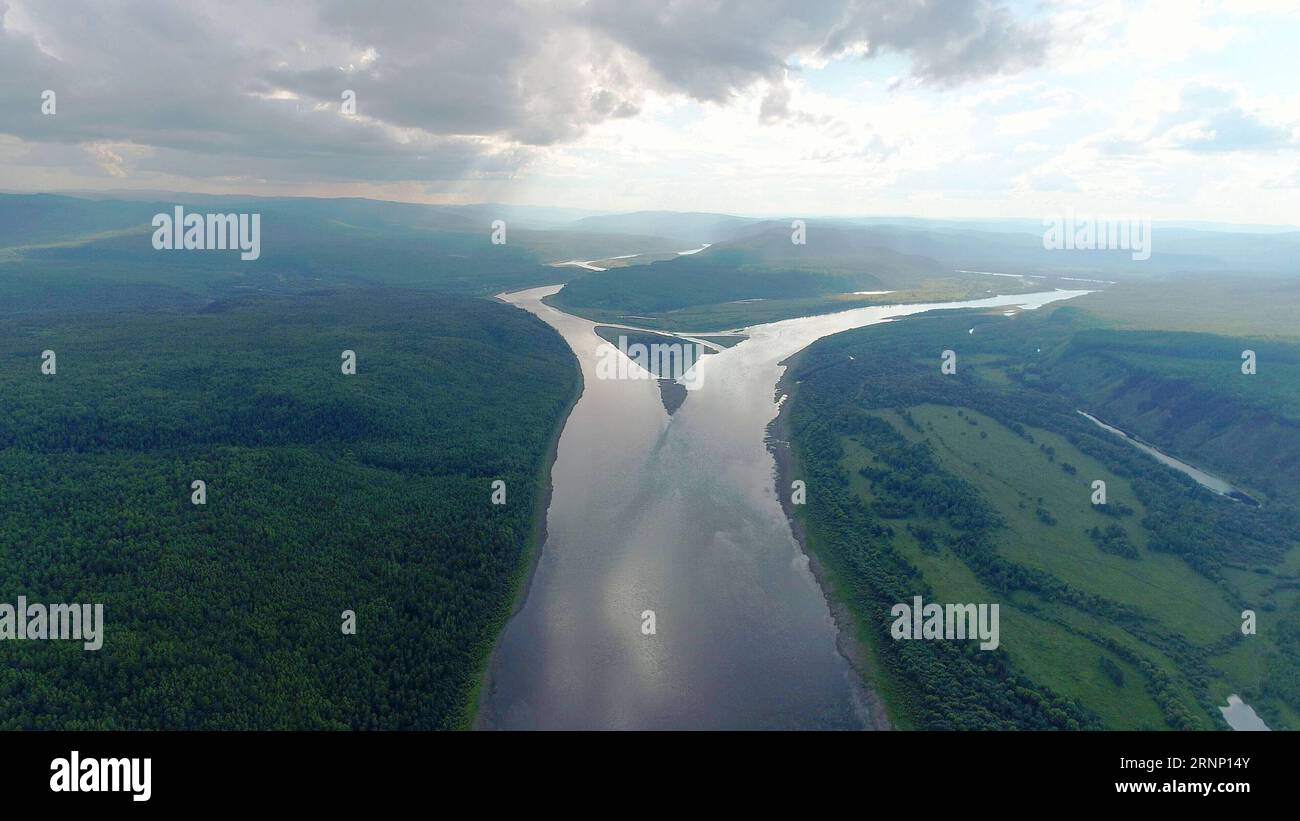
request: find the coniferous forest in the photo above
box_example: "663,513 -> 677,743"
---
0,288 -> 578,728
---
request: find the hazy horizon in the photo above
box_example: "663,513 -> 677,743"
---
5,187 -> 1300,234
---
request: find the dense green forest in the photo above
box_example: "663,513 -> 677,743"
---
0,288 -> 579,728
782,305 -> 1300,729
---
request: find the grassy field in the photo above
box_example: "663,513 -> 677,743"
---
786,301 -> 1300,729
833,402 -> 1299,729
1072,275 -> 1300,339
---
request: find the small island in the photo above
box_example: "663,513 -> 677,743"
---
593,326 -> 718,415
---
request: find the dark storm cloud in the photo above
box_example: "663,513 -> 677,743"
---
817,0 -> 1051,85
580,0 -> 1051,99
0,0 -> 1051,184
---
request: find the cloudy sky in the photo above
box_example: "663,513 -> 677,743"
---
2,0 -> 1298,222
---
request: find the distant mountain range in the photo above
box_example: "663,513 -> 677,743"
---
2,192 -> 1296,324
4,191 -> 1298,270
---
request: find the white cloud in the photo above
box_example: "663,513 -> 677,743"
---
0,0 -> 1296,222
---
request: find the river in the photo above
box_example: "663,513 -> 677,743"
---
1219,694 -> 1271,731
477,286 -> 1091,729
1077,411 -> 1256,503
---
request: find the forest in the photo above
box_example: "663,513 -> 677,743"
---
0,288 -> 579,728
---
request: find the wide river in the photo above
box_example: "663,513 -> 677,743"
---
478,285 -> 1091,729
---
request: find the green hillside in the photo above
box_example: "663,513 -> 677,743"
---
0,193 -> 686,318
546,222 -> 1053,330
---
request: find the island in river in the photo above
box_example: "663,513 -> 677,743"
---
477,286 -> 1091,729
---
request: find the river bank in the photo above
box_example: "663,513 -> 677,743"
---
463,296 -> 586,730
767,350 -> 895,730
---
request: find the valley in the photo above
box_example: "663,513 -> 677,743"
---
3,192 -> 1297,732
